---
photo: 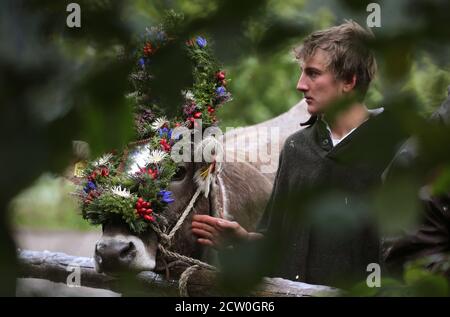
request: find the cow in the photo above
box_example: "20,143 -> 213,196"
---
93,99 -> 310,274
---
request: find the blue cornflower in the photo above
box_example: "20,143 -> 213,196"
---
84,181 -> 96,193
158,127 -> 168,137
159,190 -> 175,204
196,36 -> 207,48
158,127 -> 172,139
156,31 -> 167,41
216,86 -> 227,97
171,129 -> 183,141
138,57 -> 146,69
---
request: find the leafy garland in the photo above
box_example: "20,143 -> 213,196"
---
77,12 -> 231,234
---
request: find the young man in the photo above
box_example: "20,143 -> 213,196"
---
192,21 -> 407,287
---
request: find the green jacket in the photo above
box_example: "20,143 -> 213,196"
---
257,109 -> 407,287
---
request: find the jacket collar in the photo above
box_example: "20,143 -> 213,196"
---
300,114 -> 317,127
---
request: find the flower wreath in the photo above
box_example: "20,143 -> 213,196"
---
77,12 -> 231,234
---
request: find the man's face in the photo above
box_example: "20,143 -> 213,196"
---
296,49 -> 347,115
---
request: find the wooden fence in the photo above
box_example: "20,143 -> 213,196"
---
17,249 -> 341,297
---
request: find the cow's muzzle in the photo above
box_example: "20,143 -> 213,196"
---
95,240 -> 137,273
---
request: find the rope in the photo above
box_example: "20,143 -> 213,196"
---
178,265 -> 200,297
149,186 -> 202,247
149,223 -> 169,243
148,163 -> 223,297
211,177 -> 225,219
166,187 -> 202,243
158,244 -> 216,271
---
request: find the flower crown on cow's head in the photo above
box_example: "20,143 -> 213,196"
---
75,11 -> 231,234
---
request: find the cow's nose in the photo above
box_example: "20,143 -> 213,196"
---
95,240 -> 136,272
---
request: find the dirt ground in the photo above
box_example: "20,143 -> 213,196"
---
14,228 -> 120,297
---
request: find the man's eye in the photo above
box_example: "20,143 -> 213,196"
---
308,71 -> 319,79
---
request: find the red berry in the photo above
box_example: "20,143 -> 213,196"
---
143,43 -> 154,56
194,112 -> 202,119
101,168 -> 109,177
144,215 -> 154,222
217,71 -> 226,81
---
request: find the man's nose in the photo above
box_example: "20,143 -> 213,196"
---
296,73 -> 308,92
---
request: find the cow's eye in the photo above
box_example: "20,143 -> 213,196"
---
172,166 -> 187,181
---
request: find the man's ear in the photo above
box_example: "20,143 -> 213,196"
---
342,74 -> 357,93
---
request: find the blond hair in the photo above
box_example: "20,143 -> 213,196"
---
295,20 -> 377,98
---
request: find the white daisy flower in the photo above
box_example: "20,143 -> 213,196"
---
148,149 -> 168,164
126,147 -> 168,175
125,91 -> 138,99
182,90 -> 195,101
110,185 -> 131,198
93,153 -> 113,167
151,116 -> 168,131
127,145 -> 151,175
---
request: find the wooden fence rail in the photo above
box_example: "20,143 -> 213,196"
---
17,250 -> 341,297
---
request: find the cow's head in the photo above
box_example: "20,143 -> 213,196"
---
94,156 -> 214,274
91,132 -> 272,274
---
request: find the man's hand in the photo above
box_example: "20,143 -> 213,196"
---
191,215 -> 251,249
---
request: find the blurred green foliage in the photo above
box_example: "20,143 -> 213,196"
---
350,254 -> 450,296
11,174 -> 91,231
3,0 -> 450,296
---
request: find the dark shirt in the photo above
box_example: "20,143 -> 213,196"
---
383,192 -> 450,276
257,109 -> 407,287
383,86 -> 450,275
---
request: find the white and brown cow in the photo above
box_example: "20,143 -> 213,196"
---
94,100 -> 310,274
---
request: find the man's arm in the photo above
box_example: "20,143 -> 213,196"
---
191,147 -> 288,249
192,214 -> 263,249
